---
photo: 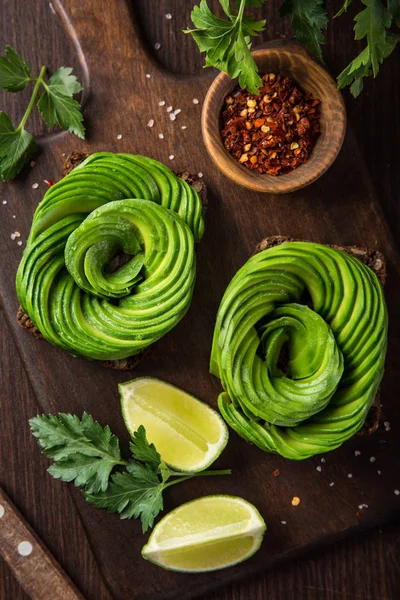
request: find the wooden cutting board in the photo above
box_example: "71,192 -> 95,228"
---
1,1 -> 400,599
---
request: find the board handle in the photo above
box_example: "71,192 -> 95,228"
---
53,0 -> 157,76
0,486 -> 84,600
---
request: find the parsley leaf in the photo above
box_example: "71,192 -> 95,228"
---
279,0 -> 328,62
31,413 -> 232,532
29,412 -> 124,493
0,46 -> 31,92
0,112 -> 36,181
86,463 -> 165,532
129,424 -> 162,470
37,67 -> 85,138
0,47 -> 84,180
337,0 -> 400,97
185,0 -> 266,94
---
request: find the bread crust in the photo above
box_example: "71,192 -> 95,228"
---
16,152 -> 207,371
253,235 -> 386,436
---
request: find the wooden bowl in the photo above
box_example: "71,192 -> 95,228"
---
201,41 -> 346,194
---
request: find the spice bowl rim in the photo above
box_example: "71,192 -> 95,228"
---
201,42 -> 347,194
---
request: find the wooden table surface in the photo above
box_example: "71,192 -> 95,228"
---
1,1 -> 399,599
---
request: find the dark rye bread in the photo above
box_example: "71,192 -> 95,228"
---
16,152 -> 208,371
254,235 -> 387,436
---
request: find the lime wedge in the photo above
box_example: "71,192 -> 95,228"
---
119,377 -> 229,472
141,495 -> 266,572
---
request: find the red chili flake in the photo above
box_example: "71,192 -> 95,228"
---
220,72 -> 321,176
273,468 -> 280,477
44,179 -> 55,187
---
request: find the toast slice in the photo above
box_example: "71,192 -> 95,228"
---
253,235 -> 386,436
16,152 -> 207,371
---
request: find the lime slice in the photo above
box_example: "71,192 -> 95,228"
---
119,377 -> 229,472
142,495 -> 266,572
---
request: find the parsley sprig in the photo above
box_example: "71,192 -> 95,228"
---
30,413 -> 231,532
186,0 -> 399,98
0,46 -> 84,181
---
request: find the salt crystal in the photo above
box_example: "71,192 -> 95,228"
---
281,521 -> 287,525
354,450 -> 361,456
348,473 -> 353,478
169,113 -> 176,121
394,490 -> 400,496
17,241 -> 22,246
146,73 -> 151,79
165,13 -> 172,19
173,109 -> 181,116
158,133 -> 164,139
369,457 -> 376,463
192,98 -> 199,104
117,134 -> 122,140
147,119 -> 155,128
181,125 -> 187,130
329,482 -> 335,487
320,458 -> 326,463
384,421 -> 390,427
316,466 -> 322,472
10,233 -> 15,240
32,183 -> 39,189
377,470 -> 381,475
158,100 -> 166,107
167,106 -> 173,113
12,215 -> 16,219
197,172 -> 203,178
2,200 -> 7,204
169,155 -> 174,161
155,42 -> 161,51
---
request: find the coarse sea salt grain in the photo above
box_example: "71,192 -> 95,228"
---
370,457 -> 376,463
348,473 -> 353,479
155,42 -> 161,51
147,119 -> 154,128
146,73 -> 151,79
2,200 -> 7,204
173,109 -> 181,116
181,125 -> 187,130
17,241 -> 22,246
316,466 -> 322,472
394,490 -> 400,496
197,172 -> 203,178
329,482 -> 335,487
158,100 -> 166,107
384,421 -> 390,427
165,13 -> 172,19
192,98 -> 199,104
117,134 -> 122,140
169,114 -> 176,121
158,133 -> 164,139
32,183 -> 39,189
377,470 -> 381,475
355,450 -> 361,456
167,106 -> 173,113
169,155 -> 174,161
281,521 -> 287,525
320,457 -> 326,463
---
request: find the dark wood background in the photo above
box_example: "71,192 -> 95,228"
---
1,1 -> 399,599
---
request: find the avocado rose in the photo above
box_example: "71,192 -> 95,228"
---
16,153 -> 204,361
211,241 -> 388,459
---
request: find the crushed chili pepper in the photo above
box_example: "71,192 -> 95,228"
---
220,73 -> 321,176
273,468 -> 280,477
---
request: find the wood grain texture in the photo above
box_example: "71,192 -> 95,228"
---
0,1 -> 400,599
0,487 -> 84,600
202,42 -> 346,193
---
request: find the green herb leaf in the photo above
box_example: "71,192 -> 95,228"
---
0,112 -> 36,181
337,0 -> 400,97
0,46 -> 31,92
86,465 -> 165,532
235,0 -> 267,7
129,425 -> 163,470
280,0 -> 328,62
185,0 -> 266,94
29,413 -> 123,492
37,67 -> 85,138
